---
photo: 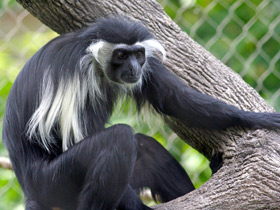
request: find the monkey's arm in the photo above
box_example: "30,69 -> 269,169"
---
136,57 -> 280,130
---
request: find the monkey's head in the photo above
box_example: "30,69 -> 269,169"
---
109,44 -> 146,84
86,16 -> 166,86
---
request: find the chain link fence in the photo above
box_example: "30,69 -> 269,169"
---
0,0 -> 280,209
159,0 -> 280,107
0,1 -> 55,209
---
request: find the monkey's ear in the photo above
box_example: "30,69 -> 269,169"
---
86,41 -> 105,63
140,39 -> 166,62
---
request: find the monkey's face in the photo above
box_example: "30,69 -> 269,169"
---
108,45 -> 146,85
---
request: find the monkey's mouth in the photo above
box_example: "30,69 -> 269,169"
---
121,74 -> 141,84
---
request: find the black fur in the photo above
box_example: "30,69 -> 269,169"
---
131,134 -> 195,202
134,57 -> 280,130
80,16 -> 153,44
3,16 -> 280,210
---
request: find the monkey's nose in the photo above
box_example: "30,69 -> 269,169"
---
130,68 -> 136,76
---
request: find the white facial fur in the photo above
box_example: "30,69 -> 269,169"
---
87,39 -> 166,70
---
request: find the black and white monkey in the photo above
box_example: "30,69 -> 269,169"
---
3,16 -> 280,210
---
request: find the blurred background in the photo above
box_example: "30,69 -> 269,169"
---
1,0 -> 280,209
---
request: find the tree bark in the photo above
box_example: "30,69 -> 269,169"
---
15,0 -> 280,209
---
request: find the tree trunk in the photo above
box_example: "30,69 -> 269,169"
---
16,0 -> 280,209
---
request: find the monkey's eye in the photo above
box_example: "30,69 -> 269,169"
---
135,51 -> 144,59
116,51 -> 127,59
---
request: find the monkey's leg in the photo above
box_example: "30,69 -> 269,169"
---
25,199 -> 47,210
117,185 -> 152,210
25,124 -> 138,210
130,133 -> 195,203
76,124 -> 140,210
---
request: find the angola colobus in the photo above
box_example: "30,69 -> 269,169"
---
3,16 -> 280,210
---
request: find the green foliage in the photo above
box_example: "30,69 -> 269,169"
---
159,0 -> 280,110
0,0 -> 17,9
0,30 -> 56,209
0,170 -> 24,210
